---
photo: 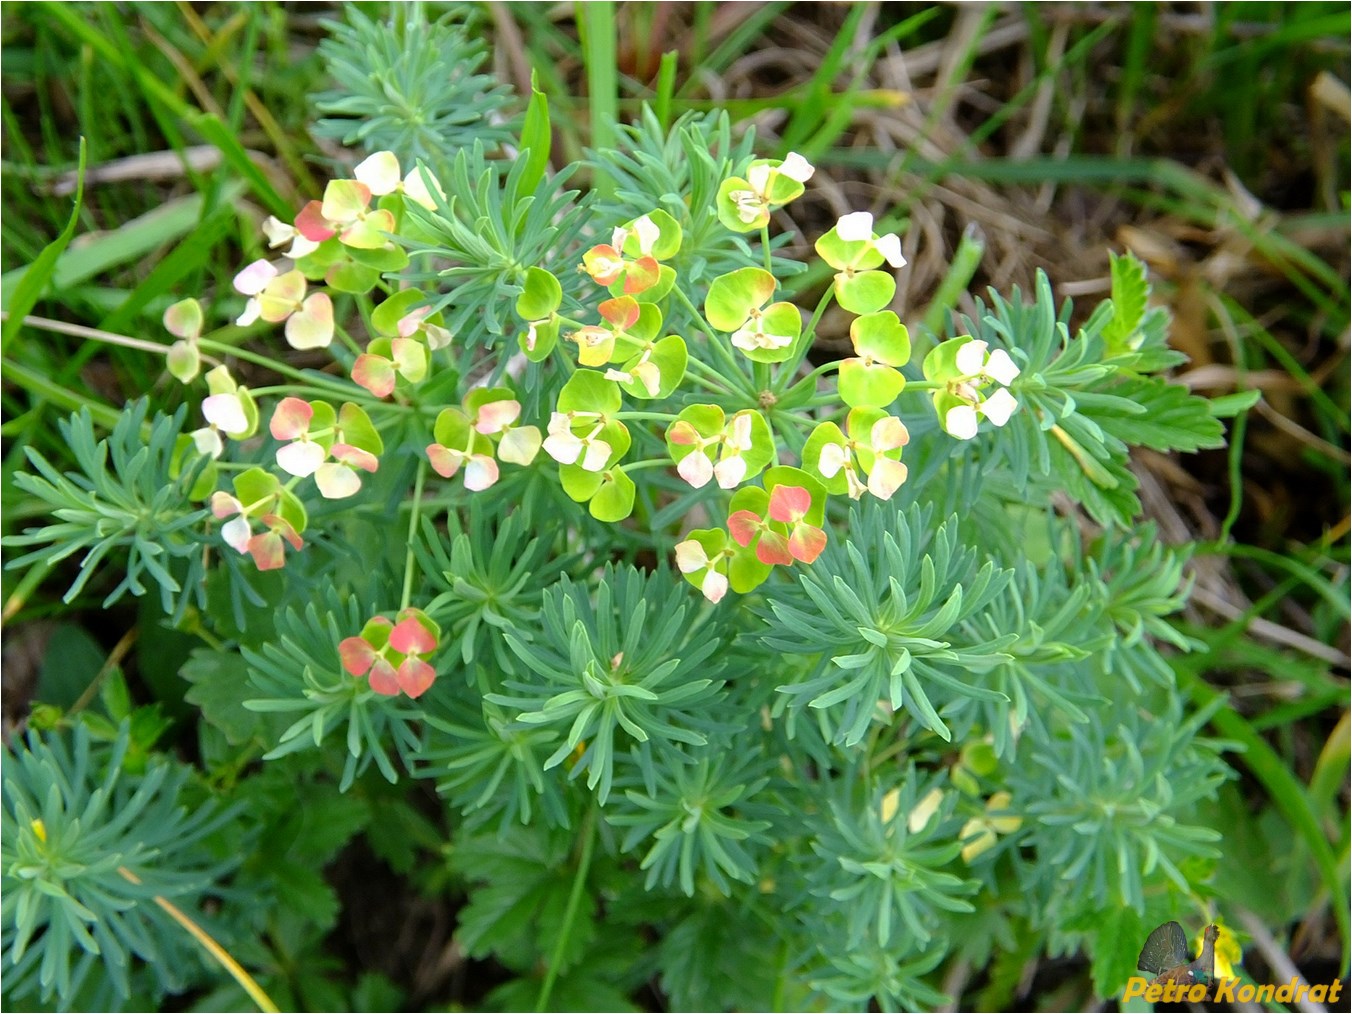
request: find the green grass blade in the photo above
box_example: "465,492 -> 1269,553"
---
0,137 -> 85,351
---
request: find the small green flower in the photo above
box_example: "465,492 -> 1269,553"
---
814,212 -> 906,315
716,152 -> 814,232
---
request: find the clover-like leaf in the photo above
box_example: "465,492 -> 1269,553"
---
609,334 -> 687,400
557,369 -> 623,416
834,270 -> 896,316
372,288 -> 430,336
516,266 -> 563,320
705,267 -> 776,332
801,421 -> 850,496
588,467 -> 636,522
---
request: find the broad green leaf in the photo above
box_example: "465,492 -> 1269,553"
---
234,466 -> 280,506
839,358 -> 905,409
613,334 -> 687,400
372,289 -> 428,336
923,337 -> 971,381
516,266 -> 563,320
1103,251 -> 1149,352
1,138 -> 85,354
850,311 -> 911,365
728,542 -> 773,593
325,259 -> 381,294
801,421 -> 849,495
518,73 -> 551,195
763,465 -> 827,526
623,209 -> 683,260
737,302 -> 802,364
338,403 -> 383,455
706,267 -> 775,331
432,408 -> 473,448
834,269 -> 895,315
733,409 -> 777,481
520,318 -> 560,361
716,176 -> 765,233
814,225 -> 874,271
589,468 -> 636,522
347,243 -> 409,272
558,370 -> 623,415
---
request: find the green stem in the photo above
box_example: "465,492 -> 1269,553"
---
669,285 -> 756,399
536,804 -> 597,1012
616,411 -> 678,423
332,322 -> 364,359
620,458 -> 673,473
760,224 -> 773,276
198,338 -> 359,399
776,288 -> 835,394
3,312 -> 224,367
399,459 -> 428,612
578,3 -> 617,201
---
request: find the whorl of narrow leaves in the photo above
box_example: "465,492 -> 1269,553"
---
1008,696 -> 1228,918
606,747 -> 773,897
1,724 -> 239,1007
400,145 -> 593,346
1,400 -> 209,619
488,566 -> 728,804
804,770 -> 976,948
761,502 -> 1017,745
951,273 -> 1224,527
242,589 -> 422,791
591,108 -> 799,288
416,506 -> 571,675
313,7 -> 515,175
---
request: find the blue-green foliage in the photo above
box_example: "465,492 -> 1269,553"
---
952,273 -> 1226,527
591,107 -> 800,288
804,770 -> 975,947
312,5 -> 515,177
401,144 -> 593,350
2,401 -> 208,619
242,587 -> 422,791
763,503 -> 1018,745
1,725 -> 237,1009
488,566 -> 728,804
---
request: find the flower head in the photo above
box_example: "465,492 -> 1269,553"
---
674,537 -> 730,604
209,468 -> 307,571
924,337 -> 1022,440
233,258 -> 334,349
339,608 -> 441,698
717,152 -> 815,231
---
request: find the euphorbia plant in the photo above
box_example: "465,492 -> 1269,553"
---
4,27 -> 1257,1010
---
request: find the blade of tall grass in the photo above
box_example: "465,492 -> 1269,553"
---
578,1 -> 617,200
1,192 -> 214,306
1178,662 -> 1351,974
0,138 -> 85,355
43,3 -> 291,218
679,2 -> 795,97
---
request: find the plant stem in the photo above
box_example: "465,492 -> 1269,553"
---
536,803 -> 597,1012
776,287 -> 835,394
669,285 -> 757,399
1,359 -> 123,428
620,458 -> 673,473
197,338 -> 360,399
400,458 -> 427,612
2,312 -> 223,366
